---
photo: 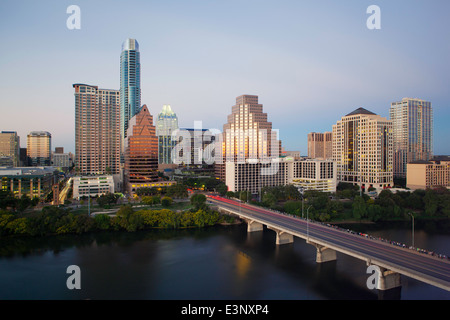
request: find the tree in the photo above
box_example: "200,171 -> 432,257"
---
97,193 -> 120,208
94,214 -> 111,230
284,200 -> 302,215
161,196 -> 173,207
0,190 -> 17,210
117,205 -> 134,220
352,196 -> 367,220
17,194 -> 32,212
73,214 -> 95,234
284,185 -> 301,200
262,192 -> 277,208
424,189 -> 438,216
216,183 -> 228,196
190,193 -> 206,209
142,195 -> 160,206
238,191 -> 251,202
225,191 -> 235,198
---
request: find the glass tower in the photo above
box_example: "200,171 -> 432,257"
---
27,131 -> 52,167
120,39 -> 141,148
124,105 -> 159,194
156,105 -> 179,164
390,98 -> 433,178
0,131 -> 20,167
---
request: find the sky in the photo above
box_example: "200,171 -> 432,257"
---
0,0 -> 449,155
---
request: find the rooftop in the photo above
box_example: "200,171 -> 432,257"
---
345,107 -> 376,117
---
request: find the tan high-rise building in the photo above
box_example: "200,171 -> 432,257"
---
73,83 -> 120,175
124,105 -> 160,194
0,131 -> 20,167
215,94 -> 280,181
27,131 -> 51,166
332,107 -> 393,191
390,98 -> 433,178
307,132 -> 332,159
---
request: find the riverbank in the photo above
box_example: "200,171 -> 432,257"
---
0,203 -> 240,239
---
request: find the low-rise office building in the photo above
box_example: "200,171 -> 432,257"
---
288,158 -> 337,193
0,166 -> 58,198
406,157 -> 450,190
72,175 -> 115,199
225,158 -> 336,194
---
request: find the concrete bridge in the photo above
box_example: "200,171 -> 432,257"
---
208,195 -> 450,294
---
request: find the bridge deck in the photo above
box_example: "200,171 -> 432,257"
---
208,195 -> 450,292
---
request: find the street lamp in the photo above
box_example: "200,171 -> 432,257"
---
88,183 -> 91,216
306,205 -> 312,240
407,212 -> 414,248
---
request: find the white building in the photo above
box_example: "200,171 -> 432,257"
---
225,158 -> 336,194
72,175 -> 115,199
52,153 -> 72,168
287,158 -> 336,193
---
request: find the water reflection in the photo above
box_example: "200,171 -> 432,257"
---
0,220 -> 449,300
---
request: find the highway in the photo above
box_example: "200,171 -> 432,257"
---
208,195 -> 450,291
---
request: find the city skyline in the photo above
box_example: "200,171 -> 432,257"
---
1,1 -> 449,155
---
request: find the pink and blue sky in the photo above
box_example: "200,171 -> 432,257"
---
0,0 -> 449,155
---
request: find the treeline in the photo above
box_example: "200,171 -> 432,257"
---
0,191 -> 40,212
135,184 -> 189,198
226,184 -> 450,223
0,204 -> 234,238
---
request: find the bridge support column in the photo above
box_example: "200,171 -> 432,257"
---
377,267 -> 402,291
308,241 -> 337,263
245,220 -> 263,232
268,227 -> 294,245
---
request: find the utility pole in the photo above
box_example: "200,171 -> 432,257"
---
407,212 -> 415,247
306,205 -> 312,241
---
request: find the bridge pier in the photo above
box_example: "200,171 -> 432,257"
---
268,227 -> 294,245
308,241 -> 337,263
245,219 -> 264,232
377,267 -> 402,291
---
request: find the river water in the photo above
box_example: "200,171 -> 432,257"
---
0,220 -> 449,300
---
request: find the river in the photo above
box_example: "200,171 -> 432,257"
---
0,220 -> 449,300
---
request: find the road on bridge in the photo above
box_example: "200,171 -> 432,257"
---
208,195 -> 450,292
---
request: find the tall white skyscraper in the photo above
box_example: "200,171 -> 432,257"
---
120,38 -> 141,148
156,105 -> 179,164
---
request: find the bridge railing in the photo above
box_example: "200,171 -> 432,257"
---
213,197 -> 450,262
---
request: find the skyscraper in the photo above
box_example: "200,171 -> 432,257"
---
73,83 -> 120,175
0,131 -> 20,167
124,104 -> 160,194
120,38 -> 141,147
332,107 -> 393,191
215,94 -> 280,181
27,131 -> 51,166
307,132 -> 332,159
156,104 -> 179,164
390,98 -> 433,178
